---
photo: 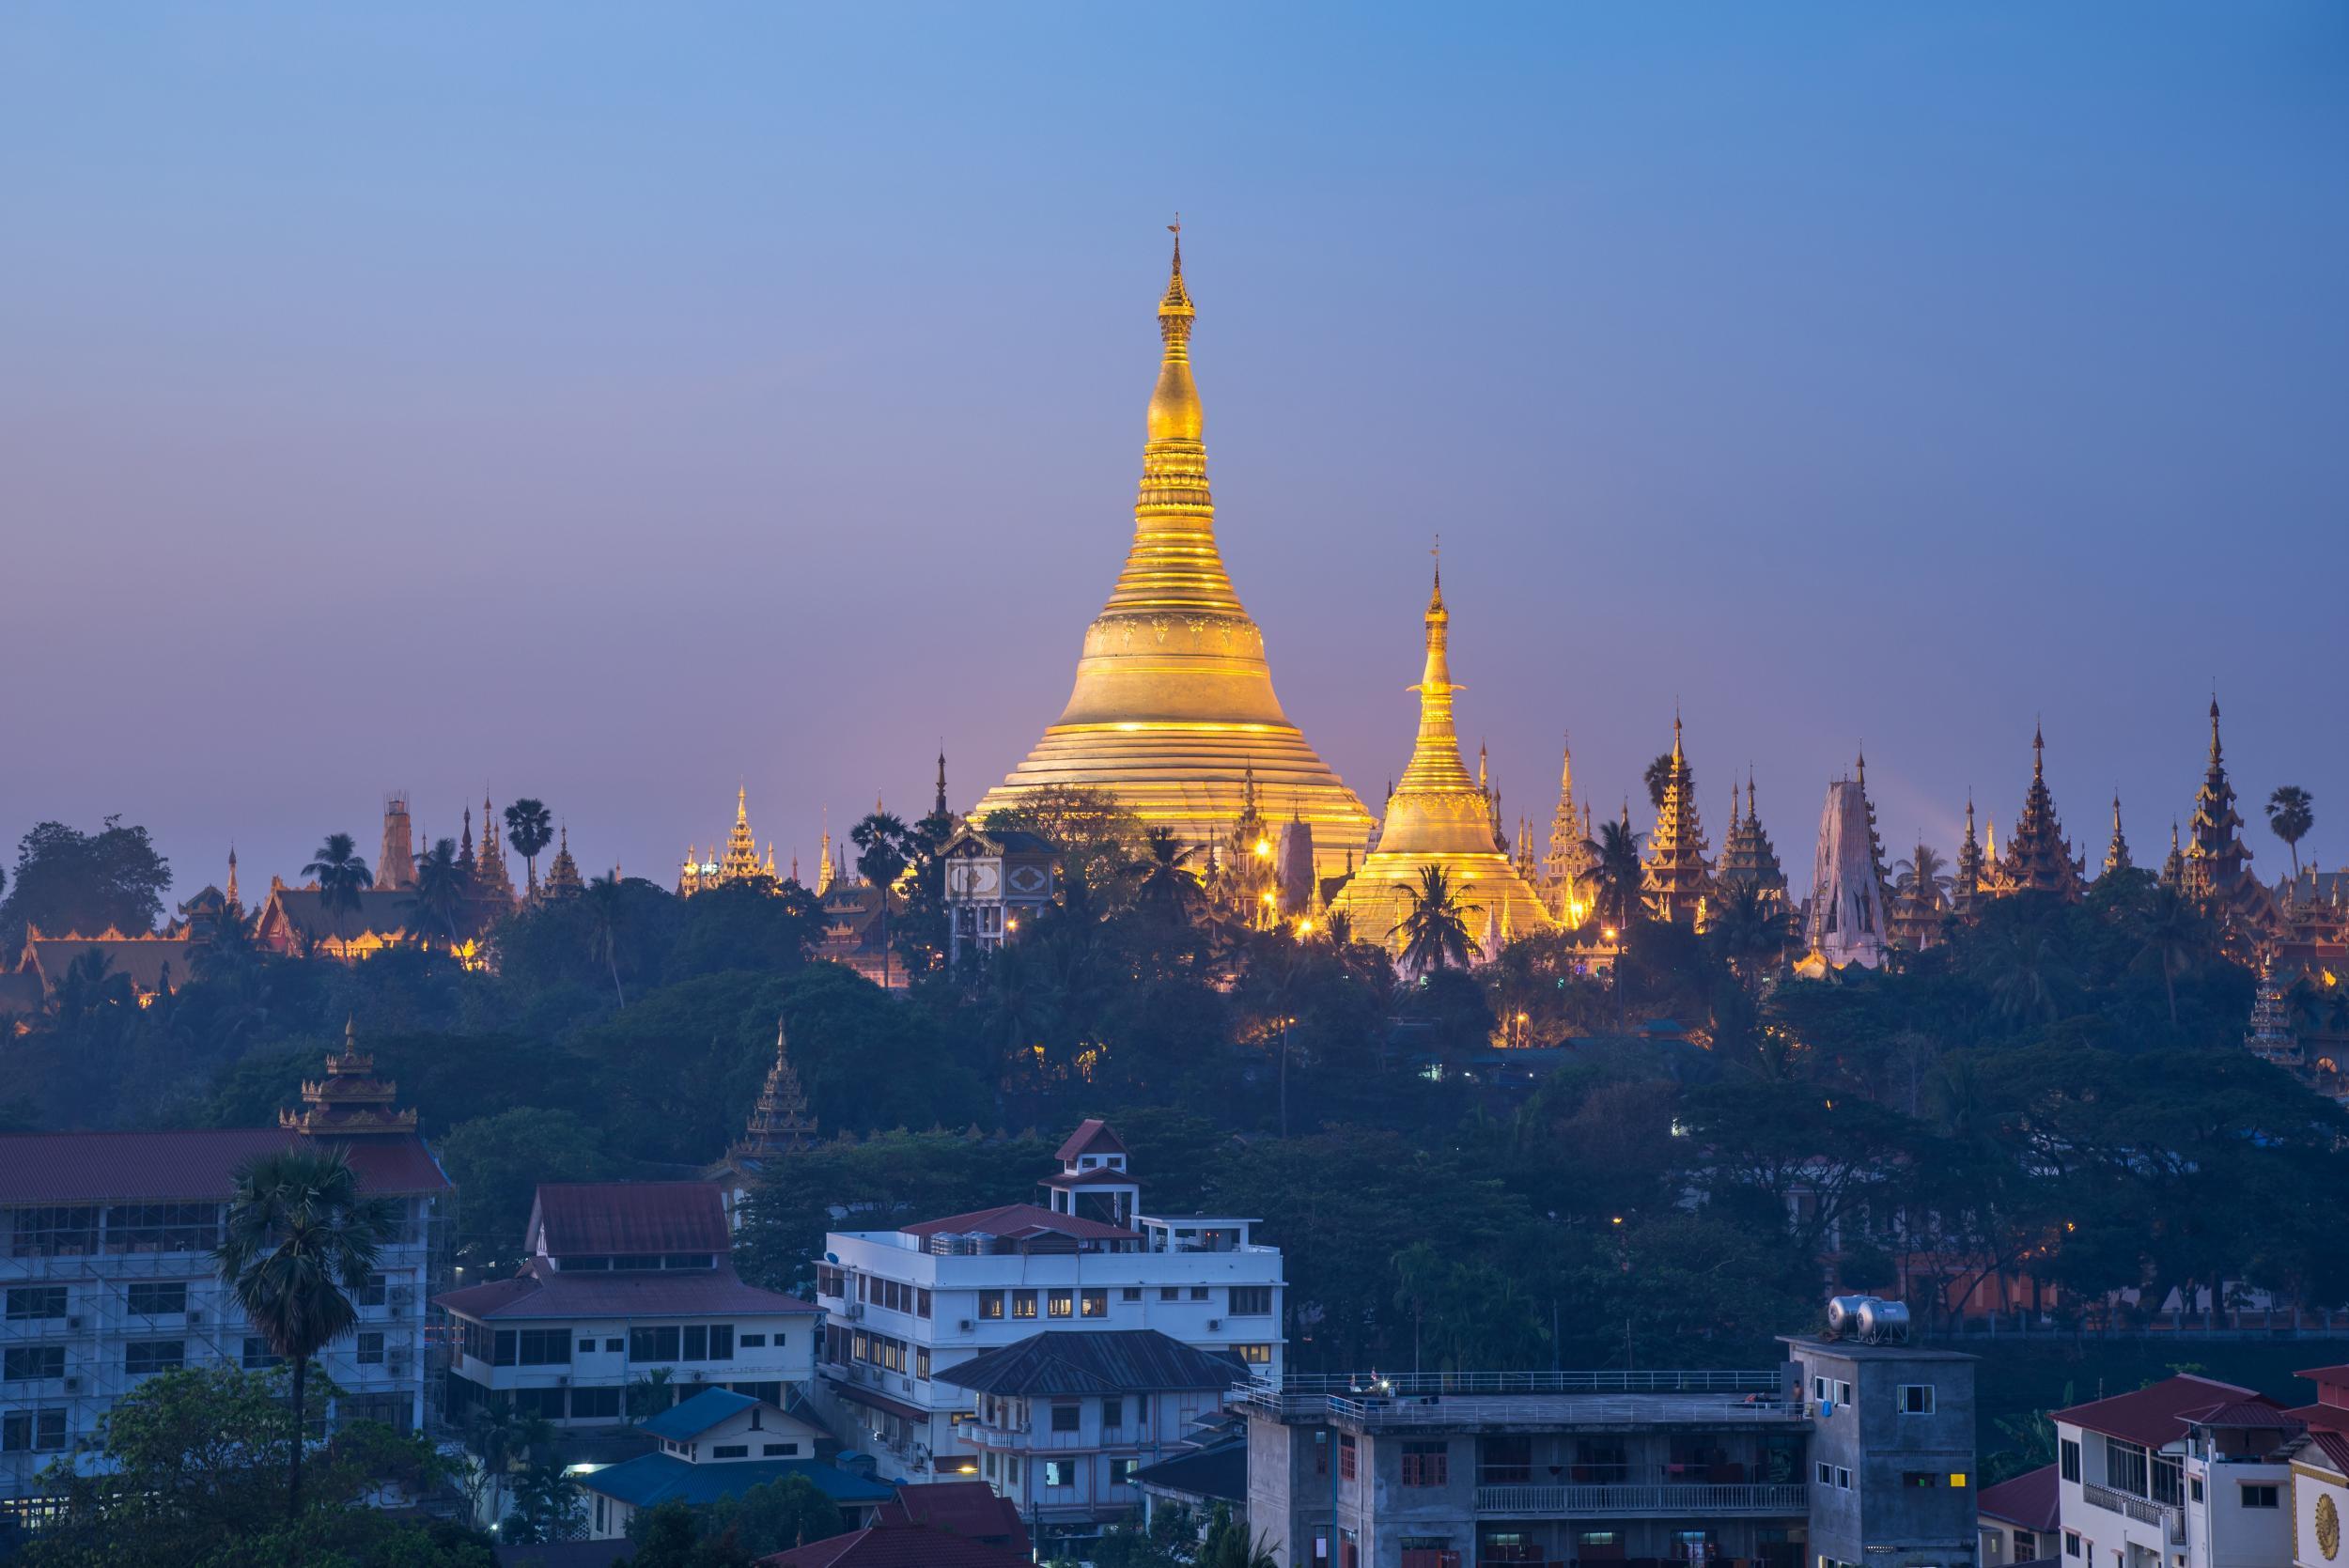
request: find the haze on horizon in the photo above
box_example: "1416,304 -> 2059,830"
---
3,3 -> 2344,905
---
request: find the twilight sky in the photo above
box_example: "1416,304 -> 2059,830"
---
4,4 -> 2345,905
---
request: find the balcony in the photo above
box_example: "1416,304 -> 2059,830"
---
2083,1483 -> 2185,1542
1475,1482 -> 1808,1517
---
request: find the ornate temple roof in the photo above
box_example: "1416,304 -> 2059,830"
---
732,1017 -> 817,1161
1996,726 -> 2085,901
1641,718 -> 1713,927
1540,736 -> 1600,923
1952,796 -> 1986,911
1716,772 -> 1788,909
972,233 -> 1373,873
543,825 -> 584,897
279,1017 -> 420,1139
680,787 -> 780,896
474,794 -> 518,905
1325,566 -> 1556,960
2182,699 -> 2279,937
2103,794 -> 2133,877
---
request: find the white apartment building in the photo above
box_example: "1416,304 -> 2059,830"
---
437,1182 -> 817,1430
0,1091 -> 449,1518
2052,1374 -> 2302,1568
814,1120 -> 1283,1476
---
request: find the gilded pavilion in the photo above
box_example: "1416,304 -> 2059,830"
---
679,787 -> 780,896
972,234 -> 1374,875
1538,737 -> 1600,926
1641,719 -> 1713,927
1326,567 -> 1555,959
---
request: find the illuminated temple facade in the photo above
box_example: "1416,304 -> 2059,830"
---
1327,567 -> 1555,959
678,788 -> 779,895
972,235 -> 1374,875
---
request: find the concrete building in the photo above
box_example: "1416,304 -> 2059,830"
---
0,1043 -> 449,1521
2286,1429 -> 2349,1568
436,1182 -> 818,1430
1783,1333 -> 1979,1568
2049,1374 -> 2296,1568
936,1327 -> 1243,1557
813,1120 -> 1283,1477
1977,1464 -> 2059,1564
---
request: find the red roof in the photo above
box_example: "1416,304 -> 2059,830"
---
2055,1374 -> 2268,1448
2282,1404 -> 2349,1436
2305,1431 -> 2349,1476
758,1525 -> 1034,1568
1976,1465 -> 2061,1531
873,1482 -> 1028,1553
0,1128 -> 448,1203
900,1203 -> 1135,1243
530,1182 -> 731,1256
2184,1402 -> 2303,1428
1055,1118 -> 1125,1163
437,1257 -> 815,1321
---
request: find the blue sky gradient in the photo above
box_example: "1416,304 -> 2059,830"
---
3,4 -> 2343,896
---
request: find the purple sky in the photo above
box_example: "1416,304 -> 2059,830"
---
4,5 -> 2345,908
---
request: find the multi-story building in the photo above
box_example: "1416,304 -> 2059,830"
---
1240,1334 -> 1978,1568
1977,1464 -> 2060,1565
1784,1332 -> 1979,1568
813,1120 -> 1283,1476
936,1327 -> 1244,1555
436,1182 -> 817,1430
0,1042 -> 450,1517
2049,1373 -> 2295,1568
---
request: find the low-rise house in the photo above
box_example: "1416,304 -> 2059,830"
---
576,1388 -> 889,1541
1978,1463 -> 2060,1564
436,1182 -> 817,1430
868,1479 -> 1030,1553
2051,1373 -> 2296,1568
936,1327 -> 1243,1558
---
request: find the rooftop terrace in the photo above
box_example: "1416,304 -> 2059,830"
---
1235,1370 -> 1805,1431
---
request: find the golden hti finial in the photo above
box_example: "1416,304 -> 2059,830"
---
1159,214 -> 1194,326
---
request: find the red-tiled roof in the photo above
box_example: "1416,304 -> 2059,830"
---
2184,1402 -> 2303,1428
900,1203 -> 1134,1242
0,1128 -> 448,1203
437,1258 -> 815,1321
2283,1404 -> 2349,1436
2295,1364 -> 2349,1381
1976,1464 -> 2061,1531
529,1182 -> 731,1256
2304,1431 -> 2349,1476
1055,1119 -> 1125,1163
759,1526 -> 1034,1568
872,1482 -> 1028,1552
2055,1374 -> 2268,1448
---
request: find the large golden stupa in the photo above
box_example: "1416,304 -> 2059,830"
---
1328,566 -> 1557,957
973,235 -> 1374,871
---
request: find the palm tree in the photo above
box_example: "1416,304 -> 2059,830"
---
1892,844 -> 1950,911
1593,817 -> 1645,937
1388,864 -> 1484,977
407,837 -> 472,954
1129,827 -> 1206,926
2135,884 -> 2208,1027
1643,753 -> 1680,812
1707,882 -> 1782,985
2266,785 -> 2314,879
214,1144 -> 398,1522
1976,929 -> 2069,1028
583,875 -> 629,1008
303,833 -> 373,919
851,812 -> 910,989
504,800 -> 554,898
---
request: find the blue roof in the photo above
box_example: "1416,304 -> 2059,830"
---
580,1454 -> 893,1511
641,1387 -> 759,1440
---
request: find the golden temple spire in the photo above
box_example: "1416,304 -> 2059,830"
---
1399,563 -> 1473,795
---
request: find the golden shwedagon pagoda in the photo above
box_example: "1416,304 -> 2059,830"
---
972,233 -> 1376,876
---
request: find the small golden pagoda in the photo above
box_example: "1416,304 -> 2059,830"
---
731,1017 -> 817,1160
543,825 -> 585,898
1641,718 -> 1714,927
1951,796 -> 1986,912
2103,794 -> 2133,877
1539,737 -> 1600,925
280,1017 -> 419,1139
679,787 -> 780,896
1993,726 -> 2085,900
972,231 -> 1373,873
1327,566 -> 1555,958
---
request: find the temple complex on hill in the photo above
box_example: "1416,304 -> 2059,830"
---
1641,719 -> 1713,928
972,234 -> 1374,876
1325,567 -> 1555,959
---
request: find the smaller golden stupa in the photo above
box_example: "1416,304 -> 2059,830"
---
1329,564 -> 1556,958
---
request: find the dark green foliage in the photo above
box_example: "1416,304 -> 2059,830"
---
0,817 -> 172,950
438,1109 -> 617,1271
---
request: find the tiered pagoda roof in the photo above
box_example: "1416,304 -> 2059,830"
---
733,1017 -> 817,1160
1952,797 -> 1986,913
2103,794 -> 2133,877
2161,822 -> 2186,891
680,788 -> 780,896
2244,955 -> 2300,1066
1715,772 -> 1788,915
2182,700 -> 2279,937
1997,727 -> 2085,901
279,1017 -> 419,1139
543,825 -> 584,898
474,794 -> 518,906
1641,718 -> 1713,927
1540,737 -> 1600,925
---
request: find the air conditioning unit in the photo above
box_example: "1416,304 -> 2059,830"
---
898,1376 -> 912,1392
958,1319 -> 975,1331
1206,1319 -> 1221,1331
387,1354 -> 412,1376
65,1316 -> 82,1330
64,1378 -> 81,1392
844,1304 -> 863,1321
186,1312 -> 204,1325
556,1374 -> 570,1387
390,1286 -> 413,1308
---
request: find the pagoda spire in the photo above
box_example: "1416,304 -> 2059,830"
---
2182,694 -> 2257,915
457,807 -> 476,878
2162,820 -> 2186,890
226,845 -> 240,911
1399,564 -> 1473,796
733,1015 -> 817,1158
2104,793 -> 2133,877
1717,767 -> 1788,920
1542,733 -> 1598,923
1998,723 -> 2084,899
1952,795 -> 1985,911
935,749 -> 950,818
1641,714 -> 1712,927
474,793 -> 517,904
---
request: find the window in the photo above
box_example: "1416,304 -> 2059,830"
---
1112,1457 -> 1140,1485
2061,1438 -> 2080,1483
1339,1435 -> 1358,1482
2106,1437 -> 2149,1498
1044,1459 -> 1073,1487
493,1330 -> 516,1366
1081,1289 -> 1108,1318
1835,1467 -> 1853,1490
712,1444 -> 749,1459
3,1411 -> 70,1452
1051,1404 -> 1081,1433
1190,1286 -> 1210,1301
683,1326 -> 708,1361
356,1332 -> 385,1366
605,1338 -> 624,1353
2014,1530 -> 2037,1560
579,1339 -> 598,1354
917,1289 -> 932,1319
915,1347 -> 931,1380
126,1281 -> 186,1316
2064,1531 -> 2081,1560
4,1287 -> 66,1321
630,1327 -> 682,1362
1229,1286 -> 1272,1316
1897,1383 -> 1935,1414
1102,1396 -> 1123,1429
104,1203 -> 219,1254
1006,1456 -> 1019,1485
1048,1290 -> 1073,1318
358,1273 -> 388,1309
1237,1343 -> 1273,1365
242,1338 -> 282,1370
1816,1462 -> 1832,1486
1122,1287 -> 1143,1302
2152,1455 -> 2182,1507
740,1333 -> 766,1348
2242,1484 -> 2279,1509
4,1348 -> 62,1383
1402,1442 -> 1450,1486
124,1341 -> 184,1375
978,1291 -> 1004,1319
7,1206 -> 97,1258
2190,1477 -> 2204,1502
1011,1291 -> 1037,1320
1903,1471 -> 1938,1488
1160,1286 -> 1181,1302
570,1387 -> 622,1420
517,1328 -> 570,1366
513,1387 -> 565,1420
763,1441 -> 801,1456
817,1265 -> 845,1297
